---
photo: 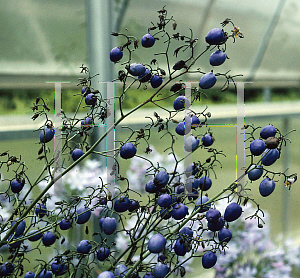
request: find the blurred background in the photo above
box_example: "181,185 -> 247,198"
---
1,0 -> 300,277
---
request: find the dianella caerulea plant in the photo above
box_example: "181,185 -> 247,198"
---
0,6 -> 297,278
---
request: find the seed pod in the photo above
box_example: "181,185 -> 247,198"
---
38,147 -> 43,155
32,113 -> 39,120
160,69 -> 166,75
63,250 -> 71,255
173,60 -> 186,70
173,21 -> 177,30
179,266 -> 185,277
265,137 -> 279,149
170,83 -> 183,92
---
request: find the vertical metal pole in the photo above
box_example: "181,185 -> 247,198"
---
86,3 -> 116,275
114,0 -> 130,32
263,87 -> 271,102
46,81 -> 70,194
184,82 -> 199,195
103,81 -> 116,197
86,0 -> 114,82
230,81 -> 252,196
86,0 -> 114,164
184,82 -> 193,194
282,116 -> 290,238
236,82 -> 246,187
247,0 -> 287,81
195,0 -> 216,41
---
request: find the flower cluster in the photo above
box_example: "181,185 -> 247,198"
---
213,199 -> 300,278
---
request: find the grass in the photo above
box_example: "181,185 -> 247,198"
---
1,87 -> 300,115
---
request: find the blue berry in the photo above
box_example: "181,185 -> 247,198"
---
206,209 -> 221,223
148,233 -> 166,253
260,125 -> 276,139
205,28 -> 225,45
250,139 -> 266,156
202,251 -> 217,269
218,228 -> 232,243
120,142 -> 137,159
199,176 -> 212,191
158,194 -> 172,207
72,148 -> 84,161
35,204 -> 47,218
42,231 -> 56,246
173,96 -> 190,110
114,196 -> 130,212
209,50 -> 226,66
40,126 -> 55,143
59,219 -> 72,230
128,63 -> 146,76
154,171 -> 169,187
150,75 -> 163,88
261,148 -> 279,166
97,247 -> 110,261
10,179 -> 25,193
208,217 -> 224,231
102,217 -> 117,235
110,47 -> 123,62
172,203 -> 188,220
85,93 -> 96,106
195,196 -> 211,212
75,207 -> 91,224
184,135 -> 199,152
259,177 -> 275,197
248,165 -> 263,181
77,240 -> 92,254
138,68 -> 152,83
141,34 -> 155,48
199,72 -> 217,89
202,133 -> 214,147
28,230 -> 43,241
224,202 -> 242,222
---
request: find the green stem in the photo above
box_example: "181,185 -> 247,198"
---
0,43 -> 211,247
122,172 -> 246,278
0,163 -> 48,236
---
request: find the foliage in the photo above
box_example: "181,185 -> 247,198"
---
0,6 -> 297,278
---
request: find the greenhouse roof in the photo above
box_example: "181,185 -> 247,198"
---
1,0 -> 300,89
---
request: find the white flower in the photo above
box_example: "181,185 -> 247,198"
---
114,231 -> 130,252
126,145 -> 184,192
235,264 -> 257,278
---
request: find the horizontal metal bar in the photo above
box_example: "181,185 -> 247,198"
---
0,101 -> 299,140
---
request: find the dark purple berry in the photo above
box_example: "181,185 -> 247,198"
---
209,50 -> 226,66
110,47 -> 123,62
224,202 -> 242,222
141,34 -> 155,48
205,28 -> 225,45
120,143 -> 137,159
199,72 -> 217,89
